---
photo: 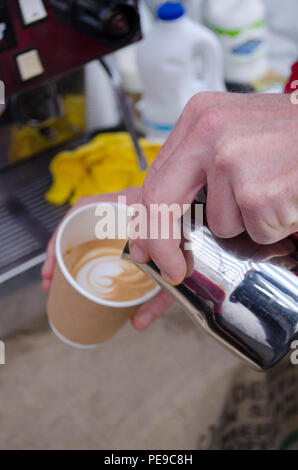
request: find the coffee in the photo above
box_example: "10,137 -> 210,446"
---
48,202 -> 160,348
64,239 -> 156,302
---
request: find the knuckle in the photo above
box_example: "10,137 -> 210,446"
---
237,186 -> 264,213
184,92 -> 215,116
214,149 -> 234,174
213,137 -> 239,173
185,93 -> 203,114
278,207 -> 298,229
238,184 -> 279,214
200,108 -> 226,135
236,185 -> 283,245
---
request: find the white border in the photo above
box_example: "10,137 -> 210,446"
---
49,319 -> 101,349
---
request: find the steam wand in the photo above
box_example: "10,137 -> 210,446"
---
100,56 -> 148,171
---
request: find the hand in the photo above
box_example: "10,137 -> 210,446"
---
41,187 -> 173,330
130,92 -> 298,285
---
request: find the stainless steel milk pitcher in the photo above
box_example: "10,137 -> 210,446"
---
122,202 -> 298,371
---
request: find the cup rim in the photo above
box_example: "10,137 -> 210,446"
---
56,202 -> 161,307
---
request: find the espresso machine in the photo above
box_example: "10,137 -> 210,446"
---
0,0 -> 141,336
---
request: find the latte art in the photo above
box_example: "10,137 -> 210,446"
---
64,240 -> 156,302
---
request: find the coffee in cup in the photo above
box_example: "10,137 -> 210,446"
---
47,203 -> 160,348
64,239 -> 156,302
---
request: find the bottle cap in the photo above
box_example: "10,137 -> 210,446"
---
157,2 -> 185,21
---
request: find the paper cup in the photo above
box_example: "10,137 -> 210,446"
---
47,202 -> 160,348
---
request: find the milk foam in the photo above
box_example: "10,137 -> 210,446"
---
76,256 -> 129,295
64,241 -> 156,302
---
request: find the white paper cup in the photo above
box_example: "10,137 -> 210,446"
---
47,203 -> 160,348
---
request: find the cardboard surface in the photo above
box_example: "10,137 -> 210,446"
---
47,265 -> 139,345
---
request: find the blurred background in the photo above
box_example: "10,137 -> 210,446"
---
0,0 -> 297,450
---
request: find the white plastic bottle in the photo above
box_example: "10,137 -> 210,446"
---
115,0 -> 154,95
137,1 -> 225,142
203,0 -> 268,84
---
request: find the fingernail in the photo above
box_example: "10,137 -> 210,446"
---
136,311 -> 152,330
161,271 -> 177,285
130,243 -> 146,263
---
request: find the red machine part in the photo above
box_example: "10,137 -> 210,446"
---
0,0 -> 139,96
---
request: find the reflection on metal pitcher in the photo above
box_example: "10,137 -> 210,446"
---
123,203 -> 298,371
